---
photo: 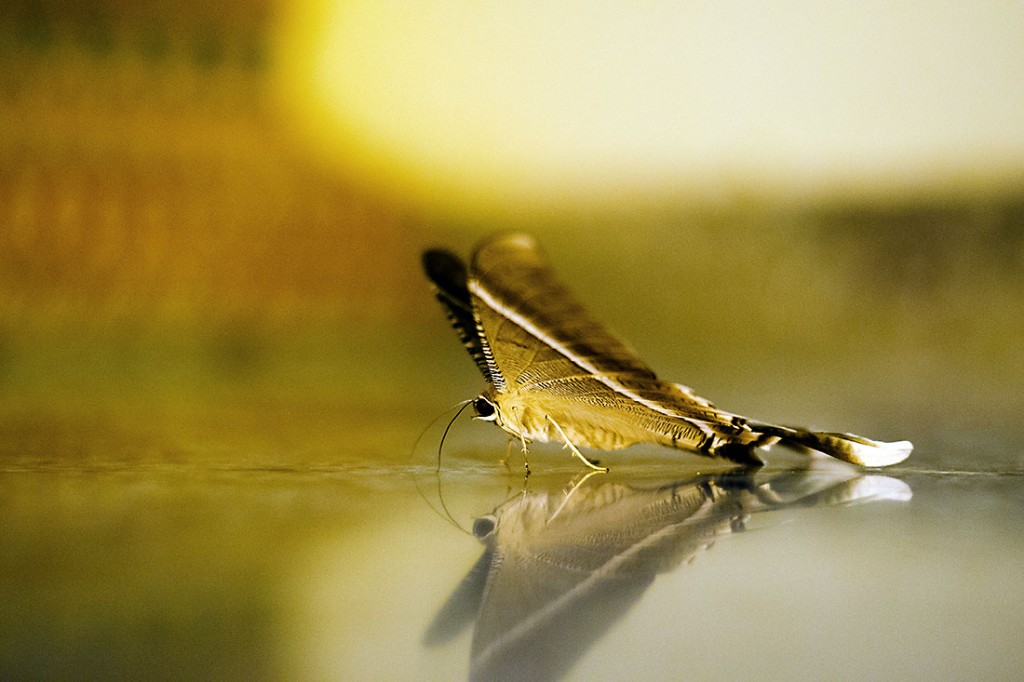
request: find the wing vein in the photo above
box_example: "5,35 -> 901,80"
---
470,279 -> 716,438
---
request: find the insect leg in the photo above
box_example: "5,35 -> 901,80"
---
545,415 -> 609,473
515,430 -> 531,477
549,469 -> 605,522
504,406 -> 531,476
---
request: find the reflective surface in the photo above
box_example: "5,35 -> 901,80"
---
3,445 -> 1022,680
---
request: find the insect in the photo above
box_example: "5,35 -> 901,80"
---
423,466 -> 910,679
422,232 -> 912,471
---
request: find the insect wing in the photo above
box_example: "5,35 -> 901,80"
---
468,233 -> 656,387
467,233 -> 726,429
423,249 -> 502,386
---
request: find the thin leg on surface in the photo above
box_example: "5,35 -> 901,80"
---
516,430 -> 531,477
545,415 -> 609,472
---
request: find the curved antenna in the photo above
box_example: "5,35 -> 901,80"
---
435,400 -> 476,533
410,400 -> 475,534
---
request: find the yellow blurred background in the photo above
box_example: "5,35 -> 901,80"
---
1,0 -> 1022,468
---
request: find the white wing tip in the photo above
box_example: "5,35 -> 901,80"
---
852,475 -> 914,502
767,426 -> 914,468
842,438 -> 914,467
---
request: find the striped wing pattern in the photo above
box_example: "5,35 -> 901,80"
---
468,233 -> 751,450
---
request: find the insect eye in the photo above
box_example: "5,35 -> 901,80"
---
473,396 -> 497,421
472,515 -> 496,538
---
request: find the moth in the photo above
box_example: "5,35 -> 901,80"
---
423,466 -> 911,680
422,232 -> 912,470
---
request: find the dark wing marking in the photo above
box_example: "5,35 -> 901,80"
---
422,547 -> 493,646
422,249 -> 504,387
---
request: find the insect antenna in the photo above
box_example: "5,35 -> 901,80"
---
410,400 -> 475,534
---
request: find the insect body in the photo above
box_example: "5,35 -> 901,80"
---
423,232 -> 912,470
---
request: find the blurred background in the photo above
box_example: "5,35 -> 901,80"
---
1,0 -> 1022,469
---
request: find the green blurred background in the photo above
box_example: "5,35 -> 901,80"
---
1,0 -> 1022,472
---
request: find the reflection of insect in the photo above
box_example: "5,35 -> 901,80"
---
423,232 -> 912,471
423,466 -> 912,680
